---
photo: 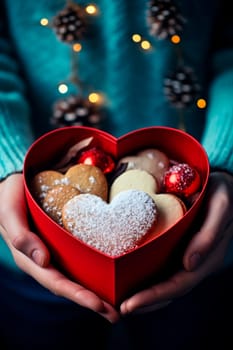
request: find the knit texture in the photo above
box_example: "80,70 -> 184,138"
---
1,0 -> 233,173
1,0 -> 233,270
0,25 -> 34,179
202,51 -> 233,172
2,0 -> 232,174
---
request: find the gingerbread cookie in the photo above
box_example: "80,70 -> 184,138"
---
31,163 -> 108,203
42,185 -> 80,225
30,170 -> 67,204
62,189 -> 158,257
65,164 -> 108,201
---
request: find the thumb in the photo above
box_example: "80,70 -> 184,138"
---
183,188 -> 228,271
0,174 -> 50,267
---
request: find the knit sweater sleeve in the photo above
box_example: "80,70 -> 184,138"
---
201,3 -> 233,174
201,50 -> 233,173
0,7 -> 34,180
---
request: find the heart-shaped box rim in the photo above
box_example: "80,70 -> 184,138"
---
23,125 -> 210,260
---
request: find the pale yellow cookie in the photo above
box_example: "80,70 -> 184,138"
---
109,168 -> 159,201
144,193 -> 186,242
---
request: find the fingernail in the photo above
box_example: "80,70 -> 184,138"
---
32,249 -> 44,266
189,252 -> 201,270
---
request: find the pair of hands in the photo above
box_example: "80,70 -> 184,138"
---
0,171 -> 233,323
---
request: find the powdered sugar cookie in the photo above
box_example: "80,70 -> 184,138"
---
144,193 -> 187,242
109,169 -> 159,201
42,185 -> 80,225
62,189 -> 158,257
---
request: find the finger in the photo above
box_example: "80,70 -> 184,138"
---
129,300 -> 173,314
0,223 -> 50,267
183,188 -> 229,271
0,175 -> 50,266
0,201 -> 50,267
121,221 -> 231,315
13,247 -> 120,323
120,269 -> 196,314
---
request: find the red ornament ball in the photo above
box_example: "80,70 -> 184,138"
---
163,163 -> 201,197
77,147 -> 115,174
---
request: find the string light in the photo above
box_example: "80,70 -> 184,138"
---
40,18 -> 49,26
132,33 -> 142,43
73,43 -> 82,52
141,40 -> 152,51
58,83 -> 68,94
132,34 -> 152,51
85,4 -> 98,15
88,92 -> 103,104
196,98 -> 207,109
46,2 -> 206,130
171,34 -> 181,44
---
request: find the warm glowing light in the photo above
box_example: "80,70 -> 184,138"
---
58,83 -> 68,94
196,98 -> 207,109
88,92 -> 103,104
132,34 -> 142,43
40,18 -> 49,26
85,4 -> 98,15
141,40 -> 151,50
73,43 -> 82,52
171,34 -> 181,44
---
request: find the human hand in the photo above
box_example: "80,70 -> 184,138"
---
0,174 -> 120,323
120,171 -> 233,315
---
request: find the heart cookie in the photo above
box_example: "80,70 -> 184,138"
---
62,189 -> 158,257
31,163 -> 108,204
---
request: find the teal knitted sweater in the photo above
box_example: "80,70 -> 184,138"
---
1,0 -> 233,179
1,0 -> 233,267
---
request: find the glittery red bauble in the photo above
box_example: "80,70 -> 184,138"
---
77,147 -> 115,174
163,163 -> 201,197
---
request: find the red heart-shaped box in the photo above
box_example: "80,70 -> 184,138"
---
23,126 -> 209,306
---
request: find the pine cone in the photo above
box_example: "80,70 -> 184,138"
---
164,66 -> 200,108
51,95 -> 103,128
147,0 -> 184,39
52,2 -> 87,43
